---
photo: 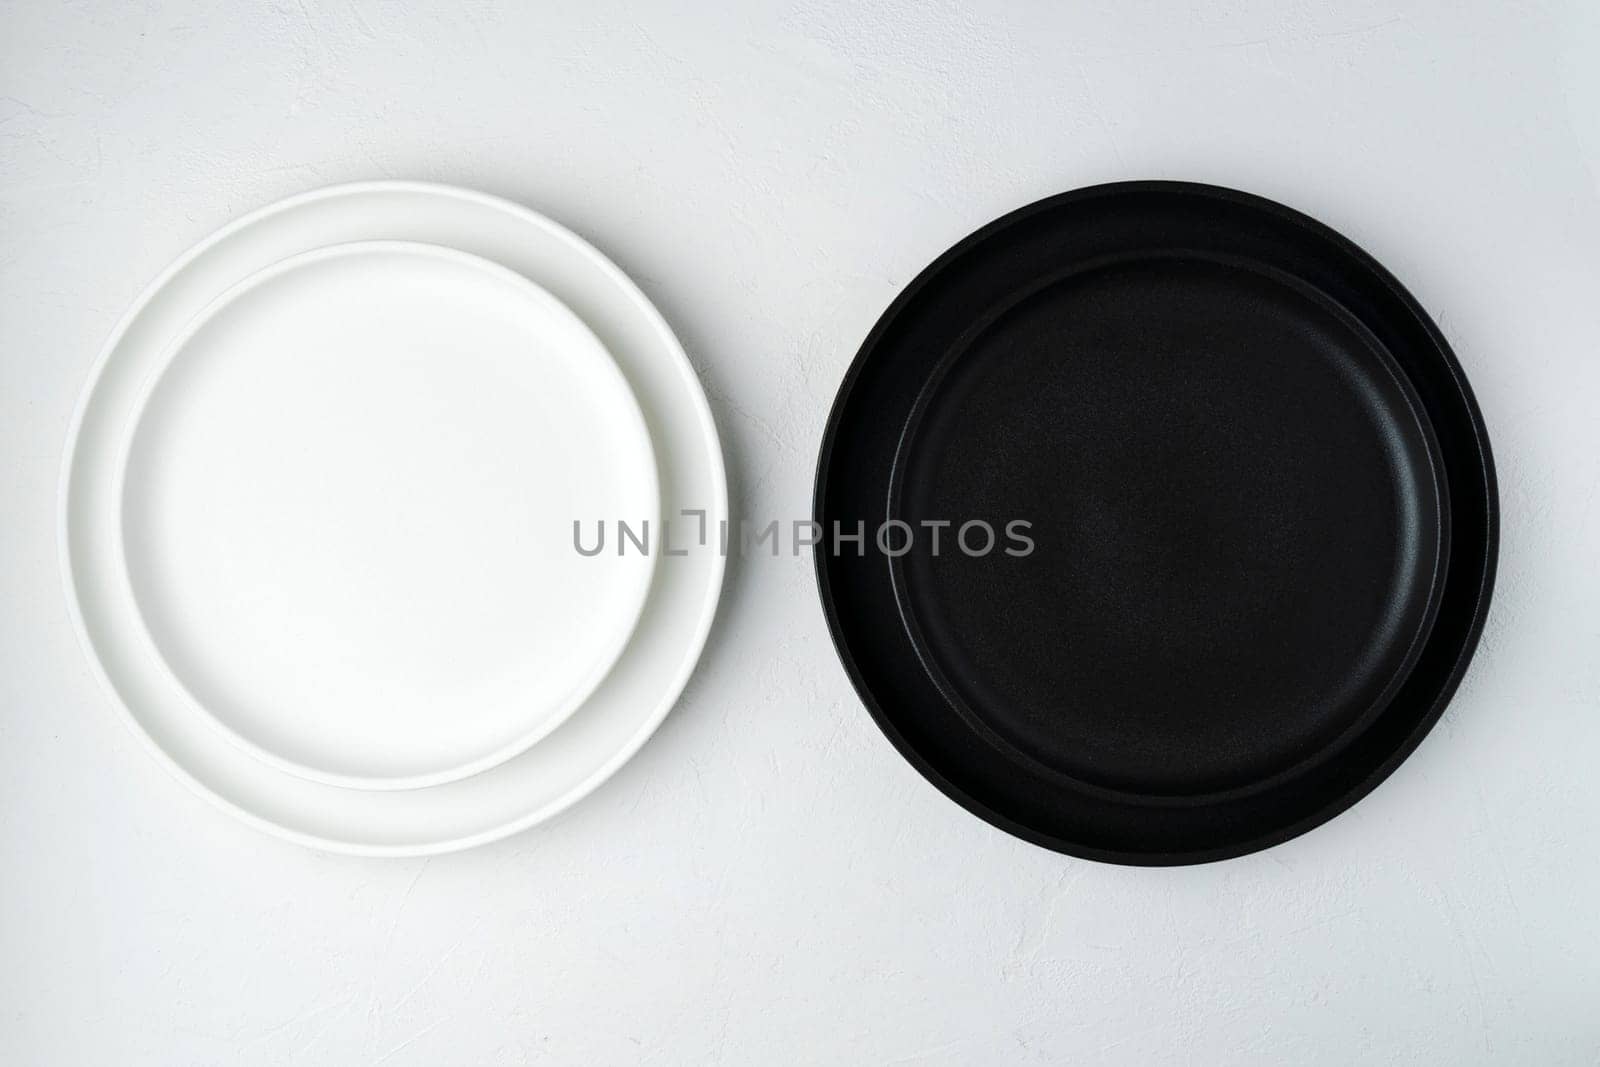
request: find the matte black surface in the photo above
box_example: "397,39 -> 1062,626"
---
814,182 -> 1497,864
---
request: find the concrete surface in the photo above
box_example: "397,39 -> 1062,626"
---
3,1 -> 1598,1062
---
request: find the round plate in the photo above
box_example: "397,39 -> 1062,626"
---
816,181 -> 1497,865
114,241 -> 660,790
63,182 -> 726,855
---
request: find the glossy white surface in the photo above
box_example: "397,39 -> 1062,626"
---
5,1 -> 1600,1064
116,241 -> 660,788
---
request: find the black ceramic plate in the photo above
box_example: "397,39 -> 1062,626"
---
814,182 -> 1497,864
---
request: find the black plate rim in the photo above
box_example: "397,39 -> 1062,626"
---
813,180 -> 1499,865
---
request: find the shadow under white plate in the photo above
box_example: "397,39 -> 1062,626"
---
62,182 -> 727,854
115,241 -> 659,790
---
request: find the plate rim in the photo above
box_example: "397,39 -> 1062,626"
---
813,179 -> 1499,865
60,180 -> 728,855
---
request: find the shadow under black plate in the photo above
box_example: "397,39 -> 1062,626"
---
814,182 -> 1497,864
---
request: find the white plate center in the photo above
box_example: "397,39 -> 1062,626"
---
117,242 -> 659,788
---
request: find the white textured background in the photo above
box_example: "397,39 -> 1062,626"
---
4,1 -> 1599,1063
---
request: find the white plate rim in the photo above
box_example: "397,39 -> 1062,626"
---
107,238 -> 663,792
60,181 -> 728,855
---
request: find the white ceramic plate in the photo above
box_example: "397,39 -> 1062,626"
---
62,182 -> 727,854
113,240 -> 660,790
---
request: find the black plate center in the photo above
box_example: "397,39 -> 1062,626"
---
891,255 -> 1445,798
